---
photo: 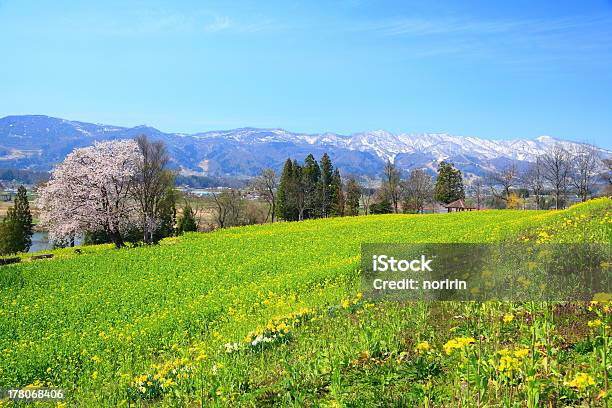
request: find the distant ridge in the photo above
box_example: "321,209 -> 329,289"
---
0,115 -> 609,178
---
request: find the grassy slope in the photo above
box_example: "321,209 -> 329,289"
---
0,198 -> 610,406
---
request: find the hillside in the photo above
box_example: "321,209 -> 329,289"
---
1,115 -> 609,178
0,199 -> 610,406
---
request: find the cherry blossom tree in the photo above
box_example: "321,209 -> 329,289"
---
38,140 -> 140,248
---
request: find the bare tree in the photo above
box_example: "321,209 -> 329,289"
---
344,176 -> 362,216
523,157 -> 545,210
251,168 -> 278,222
401,169 -> 433,214
360,186 -> 374,215
132,135 -> 175,244
569,144 -> 600,202
382,160 -> 401,213
541,144 -> 571,209
212,190 -> 245,229
487,163 -> 518,204
468,177 -> 485,210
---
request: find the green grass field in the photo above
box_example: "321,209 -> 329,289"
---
0,198 -> 610,407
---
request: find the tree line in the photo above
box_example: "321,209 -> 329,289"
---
249,142 -> 609,220
246,155 -> 465,221
275,153 -> 361,221
2,139 -> 608,256
485,143 -> 607,210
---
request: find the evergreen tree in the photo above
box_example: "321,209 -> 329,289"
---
330,168 -> 345,216
369,198 -> 393,214
0,185 -> 33,255
154,188 -> 177,240
318,153 -> 333,217
277,159 -> 299,221
302,154 -> 321,218
292,160 -> 306,221
434,161 -> 465,204
177,202 -> 198,233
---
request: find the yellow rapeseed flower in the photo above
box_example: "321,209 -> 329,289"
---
587,319 -> 602,328
567,372 -> 595,390
497,355 -> 521,374
443,337 -> 476,355
415,341 -> 432,353
514,348 -> 529,358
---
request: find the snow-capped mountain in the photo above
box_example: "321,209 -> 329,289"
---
0,115 -> 609,179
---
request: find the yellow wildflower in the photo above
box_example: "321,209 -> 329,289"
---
587,319 -> 602,328
503,313 -> 514,323
514,348 -> 529,358
497,355 -> 521,374
567,372 -> 595,390
443,337 -> 476,355
415,341 -> 432,353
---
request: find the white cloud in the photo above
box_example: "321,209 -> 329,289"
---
204,16 -> 232,32
57,8 -> 275,36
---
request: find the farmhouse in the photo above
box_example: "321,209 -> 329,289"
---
444,199 -> 476,213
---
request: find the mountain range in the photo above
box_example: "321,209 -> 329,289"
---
0,115 -> 609,180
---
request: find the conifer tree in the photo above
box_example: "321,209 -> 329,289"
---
330,168 -> 345,216
154,189 -> 177,240
434,161 -> 465,204
302,154 -> 321,219
177,202 -> 198,233
0,185 -> 33,255
318,153 -> 333,217
292,160 -> 306,221
277,159 -> 299,221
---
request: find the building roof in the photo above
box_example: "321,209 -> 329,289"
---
444,199 -> 475,209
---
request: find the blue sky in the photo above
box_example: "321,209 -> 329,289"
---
1,0 -> 611,148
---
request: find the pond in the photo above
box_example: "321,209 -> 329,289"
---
30,231 -> 84,253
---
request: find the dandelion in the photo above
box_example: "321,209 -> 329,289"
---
503,313 -> 514,323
